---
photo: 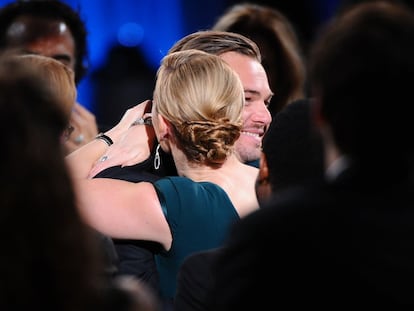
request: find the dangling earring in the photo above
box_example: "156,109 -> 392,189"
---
154,144 -> 161,170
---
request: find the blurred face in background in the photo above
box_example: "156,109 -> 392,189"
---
5,15 -> 76,71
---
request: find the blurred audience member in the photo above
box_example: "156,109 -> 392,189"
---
0,0 -> 99,152
13,54 -> 76,117
208,1 -> 414,309
3,52 -> 119,276
5,53 -> 77,153
213,3 -> 306,115
256,98 -> 324,205
103,276 -> 161,311
0,51 -> 104,311
0,51 -> 161,311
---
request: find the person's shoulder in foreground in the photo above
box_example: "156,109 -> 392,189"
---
209,176 -> 414,308
174,248 -> 221,311
207,1 -> 414,309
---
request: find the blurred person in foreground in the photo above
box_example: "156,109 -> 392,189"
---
0,53 -> 161,311
5,53 -> 77,153
207,1 -> 414,309
0,51 -> 104,311
174,98 -> 325,311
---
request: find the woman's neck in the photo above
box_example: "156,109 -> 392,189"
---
173,150 -> 247,183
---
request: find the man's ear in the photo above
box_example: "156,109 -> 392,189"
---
256,152 -> 272,205
310,94 -> 325,129
258,152 -> 269,185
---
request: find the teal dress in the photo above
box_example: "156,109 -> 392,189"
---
153,176 -> 240,299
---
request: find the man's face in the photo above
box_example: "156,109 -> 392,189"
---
5,15 -> 76,72
219,51 -> 273,163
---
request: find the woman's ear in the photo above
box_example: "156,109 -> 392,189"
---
156,114 -> 170,141
156,114 -> 174,153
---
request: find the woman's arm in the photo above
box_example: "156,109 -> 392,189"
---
74,178 -> 172,250
87,120 -> 155,178
66,101 -> 151,179
66,101 -> 172,249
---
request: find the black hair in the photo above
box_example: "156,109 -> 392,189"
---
0,0 -> 88,83
263,98 -> 324,192
309,1 -> 414,163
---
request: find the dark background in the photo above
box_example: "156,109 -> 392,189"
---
0,0 -> 355,121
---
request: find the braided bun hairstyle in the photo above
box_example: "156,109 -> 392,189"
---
153,49 -> 244,167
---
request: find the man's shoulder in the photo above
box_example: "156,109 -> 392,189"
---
93,163 -> 162,183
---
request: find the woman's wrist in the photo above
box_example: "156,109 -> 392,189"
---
102,127 -> 124,145
95,133 -> 113,146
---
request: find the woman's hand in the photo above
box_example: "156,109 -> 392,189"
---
88,100 -> 155,177
105,100 -> 152,140
88,123 -> 155,177
64,102 -> 99,154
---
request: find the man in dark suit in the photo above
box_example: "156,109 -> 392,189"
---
208,2 -> 414,309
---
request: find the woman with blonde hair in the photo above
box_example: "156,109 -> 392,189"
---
66,49 -> 259,302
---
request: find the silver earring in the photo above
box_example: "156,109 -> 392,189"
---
154,144 -> 161,170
